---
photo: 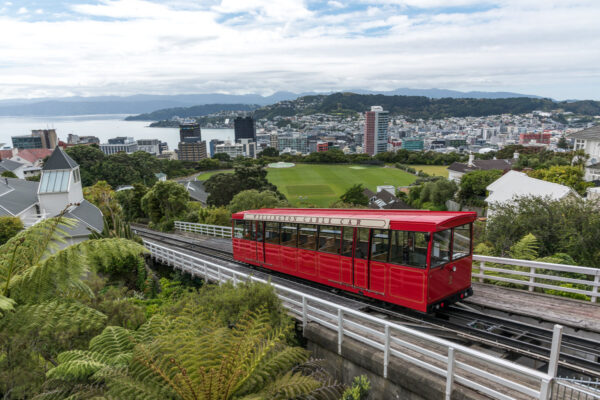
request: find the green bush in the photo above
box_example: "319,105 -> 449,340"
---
0,216 -> 24,245
342,375 -> 371,400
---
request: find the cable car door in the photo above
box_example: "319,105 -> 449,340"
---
256,221 -> 265,264
353,228 -> 370,290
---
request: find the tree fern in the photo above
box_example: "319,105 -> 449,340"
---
510,233 -> 539,260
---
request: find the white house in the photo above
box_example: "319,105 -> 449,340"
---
0,147 -> 103,245
569,125 -> 600,182
447,153 -> 516,183
485,170 -> 579,217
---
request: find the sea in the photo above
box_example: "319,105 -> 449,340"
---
0,114 -> 235,153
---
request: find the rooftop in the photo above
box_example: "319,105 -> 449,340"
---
568,125 -> 600,140
43,146 -> 78,171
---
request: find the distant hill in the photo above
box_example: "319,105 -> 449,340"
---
252,93 -> 600,119
0,88 -> 549,117
124,103 -> 260,121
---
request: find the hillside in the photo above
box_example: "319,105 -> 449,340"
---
253,93 -> 600,119
124,103 -> 259,121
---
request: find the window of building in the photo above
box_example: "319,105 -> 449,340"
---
39,170 -> 70,193
389,231 -> 429,269
341,227 -> 354,257
281,224 -> 298,247
318,226 -> 341,254
298,224 -> 317,250
355,228 -> 370,260
452,224 -> 471,260
370,229 -> 389,262
243,221 -> 255,241
255,222 -> 264,242
233,220 -> 244,239
431,230 -> 451,268
73,168 -> 80,183
265,222 -> 280,244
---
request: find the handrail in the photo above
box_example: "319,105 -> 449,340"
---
144,239 -> 559,400
174,221 -> 600,303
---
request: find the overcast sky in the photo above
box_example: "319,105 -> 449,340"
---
0,0 -> 599,100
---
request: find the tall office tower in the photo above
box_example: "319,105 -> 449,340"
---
363,106 -> 389,156
234,116 -> 256,142
31,129 -> 58,149
179,122 -> 201,142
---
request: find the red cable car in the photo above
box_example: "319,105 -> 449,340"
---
231,209 -> 477,313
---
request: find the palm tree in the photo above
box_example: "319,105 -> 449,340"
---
0,215 -> 147,398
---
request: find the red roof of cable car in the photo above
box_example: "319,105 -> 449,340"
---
232,208 -> 476,232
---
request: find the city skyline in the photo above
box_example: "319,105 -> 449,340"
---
0,0 -> 599,101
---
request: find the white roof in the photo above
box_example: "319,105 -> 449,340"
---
486,170 -> 577,204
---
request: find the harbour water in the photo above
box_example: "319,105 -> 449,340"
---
0,115 -> 234,152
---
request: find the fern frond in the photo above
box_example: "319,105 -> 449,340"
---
0,294 -> 15,316
89,326 -> 136,358
247,371 -> 322,400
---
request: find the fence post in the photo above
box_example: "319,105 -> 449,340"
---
337,309 -> 343,355
383,325 -> 390,379
539,378 -> 552,400
302,297 -> 307,332
445,347 -> 456,400
548,324 -> 563,378
479,261 -> 485,283
529,266 -> 536,292
592,274 -> 599,303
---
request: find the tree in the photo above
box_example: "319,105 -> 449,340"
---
141,181 -> 189,226
115,183 -> 149,222
197,206 -> 232,226
229,189 -> 290,213
65,145 -> 106,187
0,216 -> 147,397
528,165 -> 593,196
212,152 -> 231,161
458,169 -> 503,206
259,147 -> 279,157
340,184 -> 368,206
1,171 -> 17,178
0,216 -> 23,246
557,136 -> 569,150
84,180 -> 122,228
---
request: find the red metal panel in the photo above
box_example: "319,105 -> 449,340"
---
389,266 -> 426,305
280,246 -> 297,273
298,249 -> 317,277
264,243 -> 280,269
318,252 -> 340,282
369,261 -> 386,294
354,258 -> 368,289
428,257 -> 472,302
340,256 -> 353,285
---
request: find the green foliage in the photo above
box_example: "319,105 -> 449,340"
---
340,184 -> 368,206
115,183 -> 149,222
26,174 -> 41,182
510,233 -> 539,260
141,181 -> 189,228
259,147 -> 279,157
408,177 -> 457,209
557,136 -> 569,150
342,375 -> 371,400
1,170 -> 17,178
528,165 -> 593,196
0,216 -> 23,246
212,152 -> 231,161
195,206 -> 232,226
229,189 -> 290,213
458,169 -> 503,206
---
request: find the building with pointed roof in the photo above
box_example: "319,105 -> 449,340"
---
0,146 -> 103,244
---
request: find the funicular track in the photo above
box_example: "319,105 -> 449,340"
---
132,225 -> 600,378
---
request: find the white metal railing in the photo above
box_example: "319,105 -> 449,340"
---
144,240 -> 563,400
473,255 -> 600,303
174,221 -> 600,303
174,221 -> 236,238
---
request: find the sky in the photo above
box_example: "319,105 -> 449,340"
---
0,0 -> 599,100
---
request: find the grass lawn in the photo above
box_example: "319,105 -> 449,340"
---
196,169 -> 234,180
267,164 -> 416,207
412,165 -> 449,177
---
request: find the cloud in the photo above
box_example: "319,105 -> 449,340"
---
16,6 -> 26,14
0,0 -> 598,100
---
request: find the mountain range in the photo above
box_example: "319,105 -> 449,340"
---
0,88 -> 544,117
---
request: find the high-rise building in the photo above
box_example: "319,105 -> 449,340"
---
31,129 -> 58,149
137,139 -> 162,155
179,123 -> 201,142
234,117 -> 256,142
100,137 -> 138,155
12,129 -> 58,149
363,106 -> 389,156
178,141 -> 207,161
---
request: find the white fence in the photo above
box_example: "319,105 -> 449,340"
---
145,240 -> 563,400
174,221 -> 600,303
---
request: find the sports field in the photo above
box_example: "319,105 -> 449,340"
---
267,164 -> 416,207
412,165 -> 449,177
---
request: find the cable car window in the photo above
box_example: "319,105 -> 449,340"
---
370,229 -> 389,262
341,227 -> 354,257
280,224 -> 298,247
355,228 -> 370,260
318,226 -> 341,254
243,221 -> 255,241
298,224 -> 318,250
452,224 -> 471,260
233,220 -> 244,239
431,229 -> 451,267
255,222 -> 264,242
265,222 -> 280,244
389,231 -> 429,269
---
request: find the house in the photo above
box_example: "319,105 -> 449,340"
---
0,159 -> 26,179
363,188 -> 413,210
569,125 -> 600,182
0,148 -> 53,178
485,170 -> 579,217
0,147 -> 103,245
447,153 -> 516,183
155,172 -> 167,182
